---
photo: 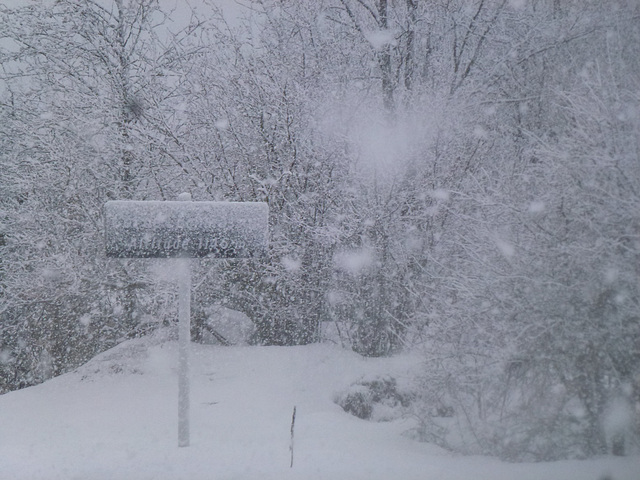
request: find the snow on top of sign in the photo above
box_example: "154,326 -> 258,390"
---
105,202 -> 267,238
105,200 -> 267,227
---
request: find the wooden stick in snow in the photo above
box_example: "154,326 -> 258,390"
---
290,405 -> 297,468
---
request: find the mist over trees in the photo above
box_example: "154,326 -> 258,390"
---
1,0 -> 638,461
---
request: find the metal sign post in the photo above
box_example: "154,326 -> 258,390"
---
176,193 -> 192,447
177,256 -> 191,446
104,195 -> 268,447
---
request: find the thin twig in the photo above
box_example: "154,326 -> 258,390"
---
290,406 -> 297,468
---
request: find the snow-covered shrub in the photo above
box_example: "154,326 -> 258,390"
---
192,305 -> 255,346
410,345 -> 640,461
335,375 -> 413,422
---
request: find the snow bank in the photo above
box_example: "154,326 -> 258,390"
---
0,332 -> 637,479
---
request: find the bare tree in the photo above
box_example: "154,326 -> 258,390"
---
0,0 -> 206,392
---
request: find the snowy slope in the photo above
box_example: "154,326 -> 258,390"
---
0,331 -> 637,480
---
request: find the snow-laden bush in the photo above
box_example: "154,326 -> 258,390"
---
335,375 -> 413,422
409,347 -> 640,462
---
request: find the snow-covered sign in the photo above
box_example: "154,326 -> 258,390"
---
104,200 -> 268,258
103,196 -> 269,448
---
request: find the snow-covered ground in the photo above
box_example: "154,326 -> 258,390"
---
1,331 -> 637,480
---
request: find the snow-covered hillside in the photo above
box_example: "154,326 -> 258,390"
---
0,332 -> 637,480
